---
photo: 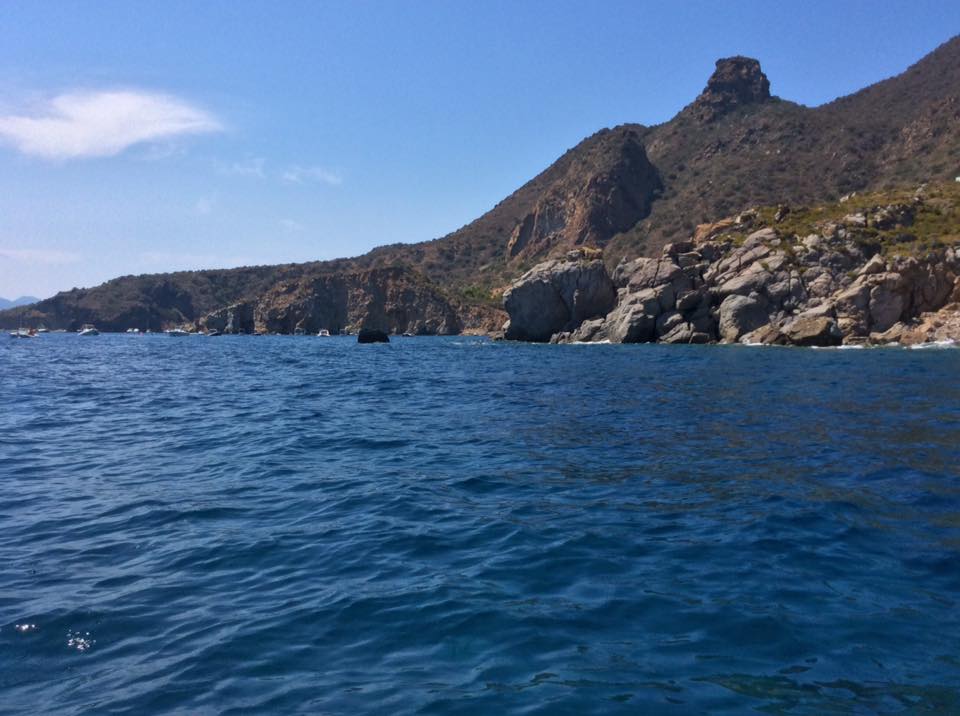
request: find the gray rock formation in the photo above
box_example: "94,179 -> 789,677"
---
201,302 -> 255,334
718,295 -> 769,343
503,196 -> 960,347
503,251 -> 616,342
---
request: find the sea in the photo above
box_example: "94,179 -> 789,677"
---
1,334 -> 959,714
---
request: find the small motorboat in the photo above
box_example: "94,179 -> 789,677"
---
11,313 -> 39,338
317,329 -> 331,337
78,324 -> 99,336
166,328 -> 190,337
205,329 -> 221,337
126,327 -> 141,334
36,324 -> 50,334
401,332 -> 414,337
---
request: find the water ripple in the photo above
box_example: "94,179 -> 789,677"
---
1,335 -> 958,714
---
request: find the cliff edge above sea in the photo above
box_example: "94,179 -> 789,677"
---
503,183 -> 960,346
4,37 -> 960,338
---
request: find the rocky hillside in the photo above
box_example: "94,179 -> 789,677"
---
5,263 -> 495,335
503,181 -> 960,346
213,266 -> 465,336
2,35 -> 958,333
351,35 -> 960,297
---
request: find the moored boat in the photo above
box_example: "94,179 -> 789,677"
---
166,328 -> 190,337
317,329 -> 331,337
78,324 -> 99,336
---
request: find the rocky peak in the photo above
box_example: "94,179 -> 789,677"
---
690,56 -> 771,122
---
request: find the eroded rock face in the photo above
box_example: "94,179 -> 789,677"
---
503,209 -> 960,347
503,253 -> 616,342
689,56 -> 771,122
201,302 -> 255,334
505,129 -> 662,260
255,267 -> 462,336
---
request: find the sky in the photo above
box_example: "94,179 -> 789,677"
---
1,1 -> 958,299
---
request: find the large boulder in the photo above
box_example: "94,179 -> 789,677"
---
718,294 -> 770,343
503,256 -> 616,342
779,316 -> 842,347
596,291 -> 661,343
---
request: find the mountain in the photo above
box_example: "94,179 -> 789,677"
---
0,296 -> 40,309
3,35 -> 959,332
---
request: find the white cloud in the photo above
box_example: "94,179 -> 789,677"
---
0,90 -> 221,159
281,165 -> 342,186
0,248 -> 82,264
217,157 -> 266,178
280,218 -> 304,232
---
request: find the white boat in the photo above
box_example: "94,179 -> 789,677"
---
78,324 -> 99,336
10,313 -> 37,338
317,329 -> 331,337
126,327 -> 140,334
166,328 -> 190,337
36,324 -> 49,334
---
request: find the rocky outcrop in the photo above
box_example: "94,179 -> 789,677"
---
6,39 -> 960,333
357,328 -> 389,343
778,315 -> 843,347
503,250 -> 616,341
504,129 -> 662,260
200,302 -> 255,334
254,267 -> 462,336
688,56 -> 772,123
504,189 -> 960,347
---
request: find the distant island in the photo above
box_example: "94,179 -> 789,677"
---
0,296 -> 40,310
3,36 -> 959,344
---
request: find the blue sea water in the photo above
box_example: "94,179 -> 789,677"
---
1,334 -> 959,715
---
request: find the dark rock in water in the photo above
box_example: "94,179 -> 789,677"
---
357,328 -> 390,344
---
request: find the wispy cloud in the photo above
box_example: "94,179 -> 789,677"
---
0,248 -> 82,264
217,157 -> 266,178
281,165 -> 342,186
0,90 -> 221,159
280,218 -> 304,232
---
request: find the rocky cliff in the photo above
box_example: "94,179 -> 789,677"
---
350,35 -> 960,297
4,264 -> 483,335
503,182 -> 960,347
3,36 -> 959,332
242,267 -> 463,335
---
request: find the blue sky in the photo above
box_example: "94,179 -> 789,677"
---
1,1 -> 958,299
